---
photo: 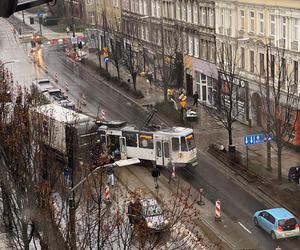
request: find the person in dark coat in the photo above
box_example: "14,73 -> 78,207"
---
151,166 -> 160,189
193,91 -> 199,107
128,200 -> 134,225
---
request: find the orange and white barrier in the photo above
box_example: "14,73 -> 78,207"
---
104,185 -> 110,203
215,200 -> 221,221
65,81 -> 69,92
171,165 -> 176,179
54,73 -> 58,83
82,94 -> 86,106
44,65 -> 48,73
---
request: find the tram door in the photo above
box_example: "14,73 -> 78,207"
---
155,140 -> 170,166
119,137 -> 127,160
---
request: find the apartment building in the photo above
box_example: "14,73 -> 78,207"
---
121,0 -> 216,98
215,0 -> 300,145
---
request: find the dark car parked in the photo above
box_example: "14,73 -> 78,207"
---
288,166 -> 300,184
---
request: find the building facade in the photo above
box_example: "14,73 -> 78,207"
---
215,0 -> 300,144
121,0 -> 216,101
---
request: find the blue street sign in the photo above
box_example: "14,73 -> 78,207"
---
244,133 -> 273,145
37,11 -> 44,17
103,57 -> 109,63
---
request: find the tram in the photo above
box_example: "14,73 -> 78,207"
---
97,121 -> 198,168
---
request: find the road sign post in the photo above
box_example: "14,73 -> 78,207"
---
243,133 -> 272,169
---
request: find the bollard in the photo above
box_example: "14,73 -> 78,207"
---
44,65 -> 48,73
82,94 -> 87,106
104,185 -> 111,203
215,200 -> 221,221
197,188 -> 205,206
54,73 -> 58,83
171,164 -> 176,179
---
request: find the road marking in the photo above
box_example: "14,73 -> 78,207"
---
238,221 -> 252,234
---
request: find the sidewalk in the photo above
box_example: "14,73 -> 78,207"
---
116,165 -> 258,250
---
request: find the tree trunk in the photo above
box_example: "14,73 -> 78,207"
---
132,74 -> 137,91
116,64 -> 120,80
277,146 -> 282,183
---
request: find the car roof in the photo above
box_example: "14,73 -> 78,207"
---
140,198 -> 158,207
264,208 -> 295,219
34,79 -> 50,83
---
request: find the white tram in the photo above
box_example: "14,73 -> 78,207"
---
97,121 -> 198,168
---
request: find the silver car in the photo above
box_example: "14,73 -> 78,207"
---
140,198 -> 169,232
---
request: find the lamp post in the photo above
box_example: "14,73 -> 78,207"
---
70,0 -> 76,52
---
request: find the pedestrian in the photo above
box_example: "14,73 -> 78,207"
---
128,200 -> 134,225
107,161 -> 115,187
151,166 -> 160,189
66,26 -> 70,35
193,91 -> 199,107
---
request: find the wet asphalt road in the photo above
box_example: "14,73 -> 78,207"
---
1,17 -> 299,249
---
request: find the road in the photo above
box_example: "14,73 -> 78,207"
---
1,17 -> 299,250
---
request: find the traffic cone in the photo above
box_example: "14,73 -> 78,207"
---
44,65 -> 48,73
65,81 -> 69,92
104,185 -> 111,203
215,200 -> 221,221
54,73 -> 58,83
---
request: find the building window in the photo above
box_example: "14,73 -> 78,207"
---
250,11 -> 255,32
270,14 -> 275,37
221,9 -> 224,27
202,8 -> 206,26
210,9 -> 214,27
188,35 -> 193,55
250,50 -> 254,72
194,36 -> 199,57
260,53 -> 265,75
229,10 -> 232,28
156,0 -> 160,17
151,0 -> 155,16
176,1 -> 180,20
241,47 -> 245,69
193,3 -> 198,24
144,0 -> 148,15
240,10 -> 245,30
294,19 -> 299,41
187,1 -> 192,23
294,61 -> 298,85
271,54 -> 275,80
181,1 -> 186,21
259,13 -> 264,34
282,17 -> 287,39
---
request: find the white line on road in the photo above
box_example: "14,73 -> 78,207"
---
238,221 -> 252,234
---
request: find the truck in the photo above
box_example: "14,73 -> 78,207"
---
30,103 -> 98,157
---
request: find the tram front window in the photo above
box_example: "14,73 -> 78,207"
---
181,134 -> 195,151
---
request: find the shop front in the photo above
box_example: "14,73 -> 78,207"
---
192,58 -> 218,106
219,72 -> 250,125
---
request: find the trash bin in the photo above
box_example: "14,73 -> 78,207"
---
29,17 -> 34,25
288,166 -> 300,184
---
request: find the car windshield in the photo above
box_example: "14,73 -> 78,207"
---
143,205 -> 162,217
278,218 -> 297,230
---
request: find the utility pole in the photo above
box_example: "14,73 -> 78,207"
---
266,41 -> 271,170
94,0 -> 102,69
66,125 -> 77,250
71,0 -> 76,52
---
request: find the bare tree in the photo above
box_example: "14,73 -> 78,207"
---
258,46 -> 299,182
154,25 -> 184,101
122,22 -> 144,91
204,40 -> 243,154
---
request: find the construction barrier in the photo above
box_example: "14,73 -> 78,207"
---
65,81 -> 69,92
104,185 -> 110,203
82,93 -> 86,106
44,65 -> 48,73
215,200 -> 221,221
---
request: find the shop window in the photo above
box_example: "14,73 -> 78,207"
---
139,133 -> 154,149
123,131 -> 137,147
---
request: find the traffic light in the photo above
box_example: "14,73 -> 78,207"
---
102,47 -> 109,63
